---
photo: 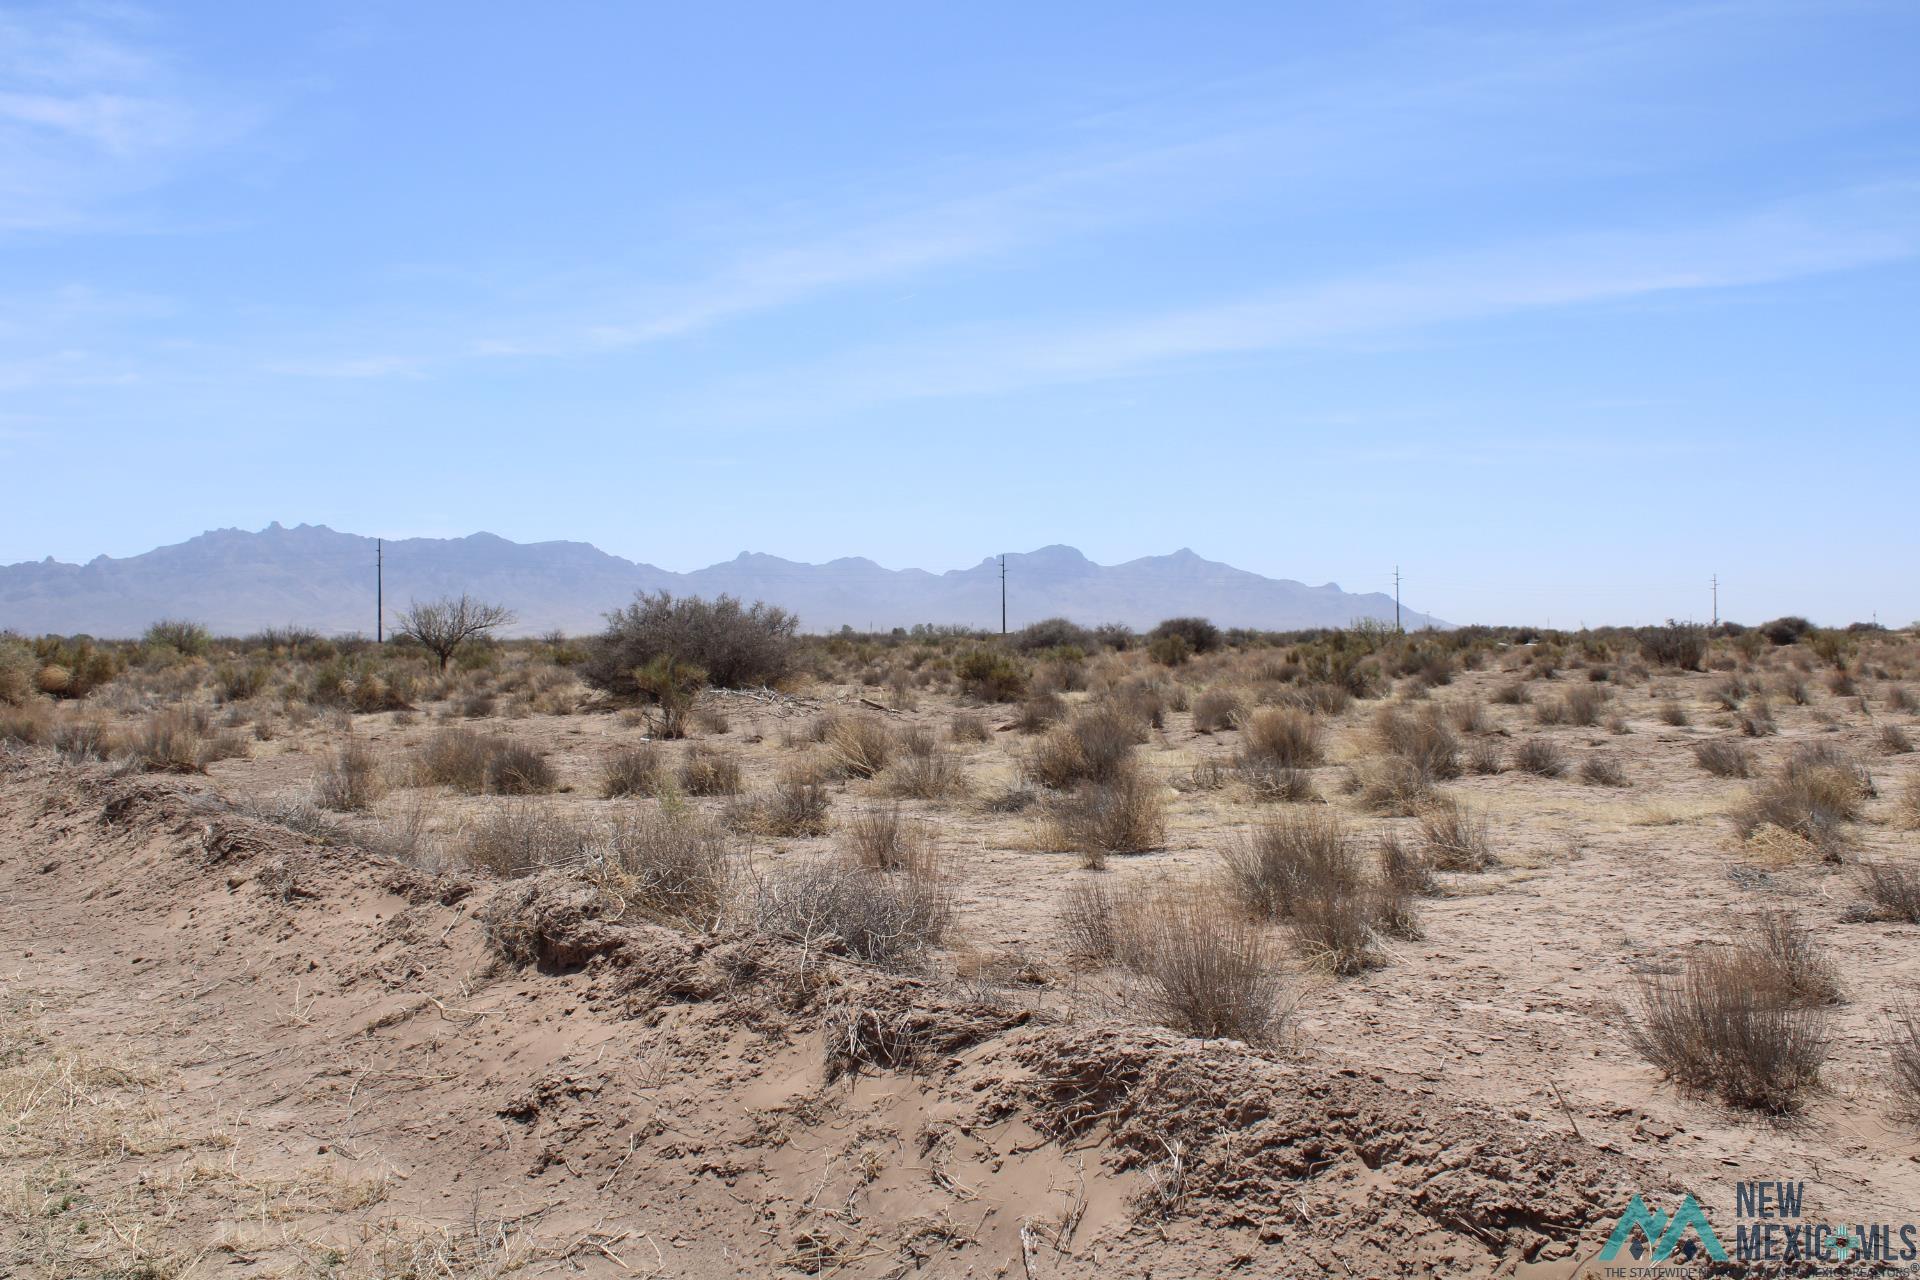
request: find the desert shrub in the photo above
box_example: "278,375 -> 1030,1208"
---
1234,758 -> 1320,803
598,809 -> 733,928
1734,743 -> 1872,856
1059,880 -> 1129,963
1046,763 -> 1167,862
632,654 -> 706,738
1887,684 -> 1918,713
1738,698 -> 1777,737
1490,681 -> 1531,706
1879,725 -> 1914,755
600,744 -> 664,798
824,715 -> 892,779
1014,618 -> 1094,653
948,711 -> 990,743
1418,798 -> 1493,870
1638,621 -> 1707,670
316,740 -> 382,811
582,592 -> 797,696
0,635 -> 37,706
1279,681 -> 1353,715
1628,943 -> 1830,1112
1123,890 -> 1290,1044
747,765 -> 834,837
1149,617 -> 1222,656
1512,737 -> 1568,777
955,649 -> 1028,702
885,743 -> 967,800
839,805 -> 934,872
1579,754 -> 1629,787
1776,676 -> 1811,706
1377,830 -> 1437,899
1190,688 -> 1244,734
1465,739 -> 1503,775
1890,1006 -> 1920,1115
1369,707 -> 1459,780
1743,909 -> 1843,1006
1353,756 -> 1436,816
1446,698 -> 1491,735
1694,740 -> 1754,778
1760,616 -> 1814,646
1292,881 -> 1382,975
678,744 -> 744,796
1218,809 -> 1355,920
1901,779 -> 1920,831
1025,703 -> 1141,789
143,618 -> 212,658
483,739 -> 556,794
464,804 -> 593,877
1710,676 -> 1749,710
29,638 -> 121,699
127,707 -> 246,773
1657,699 -> 1690,726
48,716 -> 112,763
1015,692 -> 1068,733
750,861 -> 949,967
1240,707 -> 1323,769
1860,863 -> 1920,923
213,662 -> 272,704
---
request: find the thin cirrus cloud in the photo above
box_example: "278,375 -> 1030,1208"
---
672,183 -> 1920,422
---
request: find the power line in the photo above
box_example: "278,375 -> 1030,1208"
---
1393,565 -> 1402,633
376,538 -> 384,643
999,554 -> 1007,635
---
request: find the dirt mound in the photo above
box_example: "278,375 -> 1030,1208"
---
0,750 -> 1636,1276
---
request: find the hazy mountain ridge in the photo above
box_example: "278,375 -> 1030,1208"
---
0,524 -> 1445,636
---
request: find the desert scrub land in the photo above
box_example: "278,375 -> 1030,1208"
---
3,608 -> 1920,1277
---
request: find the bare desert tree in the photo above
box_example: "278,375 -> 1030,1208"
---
395,594 -> 515,670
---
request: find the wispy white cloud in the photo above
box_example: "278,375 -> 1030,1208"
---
676,183 -> 1920,419
0,8 -> 227,232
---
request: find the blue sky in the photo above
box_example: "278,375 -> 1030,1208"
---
2,1 -> 1916,626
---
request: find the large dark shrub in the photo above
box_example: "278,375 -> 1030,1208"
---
1638,621 -> 1707,670
1013,617 -> 1093,653
582,592 -> 797,695
1148,616 -> 1222,656
1760,616 -> 1814,646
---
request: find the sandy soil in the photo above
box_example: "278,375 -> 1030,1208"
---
4,652 -> 1918,1276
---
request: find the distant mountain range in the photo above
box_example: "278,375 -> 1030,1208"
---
0,524 -> 1445,637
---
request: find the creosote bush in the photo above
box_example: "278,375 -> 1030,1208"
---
583,591 -> 797,697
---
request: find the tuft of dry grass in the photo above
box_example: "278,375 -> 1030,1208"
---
1045,762 -> 1167,863
1418,798 -> 1494,871
1628,931 -> 1831,1113
1190,687 -> 1245,734
948,711 -> 990,743
315,739 -> 382,811
463,802 -> 590,877
1512,737 -> 1567,778
1859,862 -> 1920,923
1878,724 -> 1914,755
839,805 -> 936,872
600,743 -> 664,797
1732,744 -> 1871,856
750,860 -> 948,968
678,743 -> 744,796
1657,698 -> 1691,727
824,715 -> 893,779
1889,1004 -> 1920,1116
1117,887 -> 1292,1043
596,808 -> 733,928
1579,754 -> 1629,787
415,726 -> 554,795
1216,809 -> 1355,920
1693,739 -> 1753,778
1024,703 -> 1142,790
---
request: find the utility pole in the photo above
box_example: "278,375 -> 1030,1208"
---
999,554 -> 1007,635
1711,574 -> 1718,628
1393,565 -> 1402,633
376,538 -> 384,642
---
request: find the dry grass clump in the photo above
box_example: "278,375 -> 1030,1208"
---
1190,688 -> 1244,734
1045,763 -> 1167,864
315,739 -> 382,811
1693,739 -> 1754,778
415,727 -> 555,795
1733,744 -> 1872,855
1446,698 -> 1491,735
1491,680 -> 1531,706
1014,692 -> 1068,733
1743,909 -> 1844,1006
1879,724 -> 1914,755
1217,810 -> 1355,920
1369,706 -> 1459,780
678,743 -> 744,796
600,743 -> 664,798
1901,778 -> 1920,831
1465,739 -> 1503,775
734,764 -> 834,837
749,859 -> 949,968
1374,833 -> 1434,940
1738,699 -> 1778,737
1024,702 -> 1142,789
1234,757 -> 1320,803
1512,737 -> 1568,778
463,803 -> 591,877
1657,698 -> 1691,726
127,707 -> 248,773
1628,922 -> 1833,1112
1086,886 -> 1292,1043
885,737 -> 968,799
1351,756 -> 1435,816
1239,707 -> 1323,769
1418,798 -> 1494,871
1537,685 -> 1605,727
1890,1005 -> 1920,1116
1579,754 -> 1629,787
948,711 -> 990,743
839,805 -> 935,872
596,809 -> 732,928
1858,862 -> 1920,923
824,715 -> 893,779
1888,684 -> 1918,713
